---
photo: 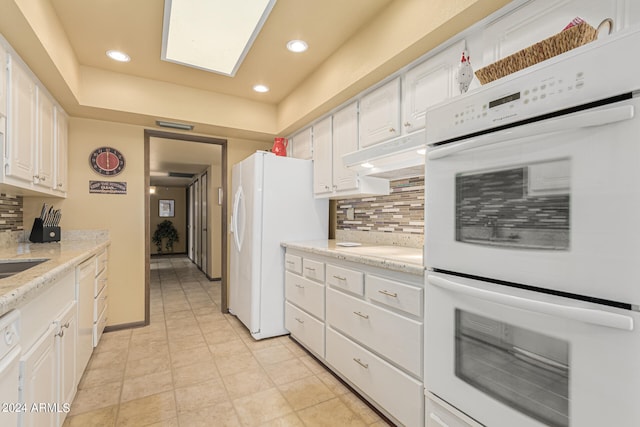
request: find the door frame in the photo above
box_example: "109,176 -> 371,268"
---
144,129 -> 228,323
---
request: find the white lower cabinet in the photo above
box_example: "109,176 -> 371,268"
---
284,249 -> 424,426
327,288 -> 422,377
18,270 -> 76,427
285,302 -> 325,357
327,328 -> 423,427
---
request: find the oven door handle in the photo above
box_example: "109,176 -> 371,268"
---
428,104 -> 635,160
428,275 -> 634,331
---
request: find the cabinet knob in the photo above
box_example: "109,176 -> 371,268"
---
404,122 -> 411,127
33,175 -> 39,180
389,128 -> 396,133
57,183 -> 63,188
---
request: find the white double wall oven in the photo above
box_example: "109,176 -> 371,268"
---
424,26 -> 640,427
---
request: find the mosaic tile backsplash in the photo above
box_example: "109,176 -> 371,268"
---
336,177 -> 424,235
0,194 -> 23,231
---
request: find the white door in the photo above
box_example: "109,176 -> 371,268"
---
402,40 -> 463,133
54,107 -> 68,192
200,172 -> 208,275
55,302 -> 76,426
188,183 -> 194,261
312,116 -> 332,194
0,347 -> 20,427
425,271 -> 640,427
426,97 -> 640,305
331,102 -> 359,192
36,89 -> 55,189
0,43 -> 6,117
8,55 -> 36,183
229,154 -> 263,334
19,323 -> 57,427
193,178 -> 200,267
359,78 -> 400,148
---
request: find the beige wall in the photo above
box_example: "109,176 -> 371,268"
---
150,187 -> 187,255
24,118 -> 271,326
24,118 -> 145,326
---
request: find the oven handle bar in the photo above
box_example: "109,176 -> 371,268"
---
428,104 -> 634,160
428,275 -> 634,331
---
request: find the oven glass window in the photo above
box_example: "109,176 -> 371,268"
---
455,159 -> 570,250
455,310 -> 570,427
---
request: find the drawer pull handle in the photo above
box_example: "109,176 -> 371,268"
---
378,289 -> 398,298
62,322 -> 70,329
353,311 -> 369,319
286,261 -> 295,265
56,330 -> 64,338
333,275 -> 346,281
295,317 -> 304,324
353,358 -> 369,369
295,284 -> 305,289
305,267 -> 316,271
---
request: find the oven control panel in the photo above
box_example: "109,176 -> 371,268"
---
426,25 -> 640,145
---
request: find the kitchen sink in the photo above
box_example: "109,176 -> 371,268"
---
0,259 -> 48,279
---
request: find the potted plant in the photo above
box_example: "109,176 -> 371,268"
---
152,220 -> 179,253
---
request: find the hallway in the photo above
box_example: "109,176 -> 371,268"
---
63,256 -> 389,426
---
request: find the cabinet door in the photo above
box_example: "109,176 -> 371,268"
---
402,40 -> 464,133
36,88 -> 55,189
54,107 -> 68,192
332,102 -> 359,192
19,323 -> 57,427
359,78 -> 400,148
0,42 -> 6,117
312,116 -> 332,195
7,56 -> 36,183
290,127 -> 312,160
56,301 -> 77,425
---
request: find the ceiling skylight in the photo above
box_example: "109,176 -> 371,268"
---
161,0 -> 277,77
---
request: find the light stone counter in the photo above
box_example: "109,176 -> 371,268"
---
0,234 -> 110,317
281,240 -> 424,276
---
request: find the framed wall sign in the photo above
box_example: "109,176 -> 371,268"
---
159,199 -> 175,217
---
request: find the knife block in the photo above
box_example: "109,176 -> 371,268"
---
29,218 -> 61,243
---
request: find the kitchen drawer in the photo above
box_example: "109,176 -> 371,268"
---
366,275 -> 423,317
285,253 -> 302,274
303,258 -> 325,282
285,302 -> 324,358
327,288 -> 422,377
96,249 -> 108,275
326,328 -> 423,427
94,284 -> 108,323
326,264 -> 364,296
95,267 -> 107,295
425,391 -> 482,427
93,305 -> 107,347
285,271 -> 325,320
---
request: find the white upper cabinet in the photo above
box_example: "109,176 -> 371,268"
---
0,42 -> 6,118
359,77 -> 401,148
289,126 -> 313,160
331,102 -> 359,192
36,88 -> 55,189
402,40 -> 465,133
55,107 -> 68,193
1,38 -> 68,197
312,116 -> 332,194
7,54 -> 37,184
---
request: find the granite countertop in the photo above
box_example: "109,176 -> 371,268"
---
281,240 -> 424,276
0,237 -> 110,317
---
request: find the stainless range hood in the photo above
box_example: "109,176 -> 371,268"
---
342,129 -> 426,180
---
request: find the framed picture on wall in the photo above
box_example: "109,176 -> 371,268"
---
159,199 -> 175,217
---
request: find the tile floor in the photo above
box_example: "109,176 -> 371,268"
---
63,256 -> 391,426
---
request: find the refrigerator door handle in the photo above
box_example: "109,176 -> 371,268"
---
232,186 -> 245,252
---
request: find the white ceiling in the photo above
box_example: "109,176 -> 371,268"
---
149,137 -> 221,187
50,0 -> 394,104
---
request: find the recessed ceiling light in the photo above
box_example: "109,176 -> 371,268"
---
286,40 -> 308,53
106,50 -> 130,62
253,84 -> 270,93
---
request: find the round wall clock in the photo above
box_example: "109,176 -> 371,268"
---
90,147 -> 126,176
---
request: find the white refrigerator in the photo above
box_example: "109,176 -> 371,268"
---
229,151 -> 328,340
